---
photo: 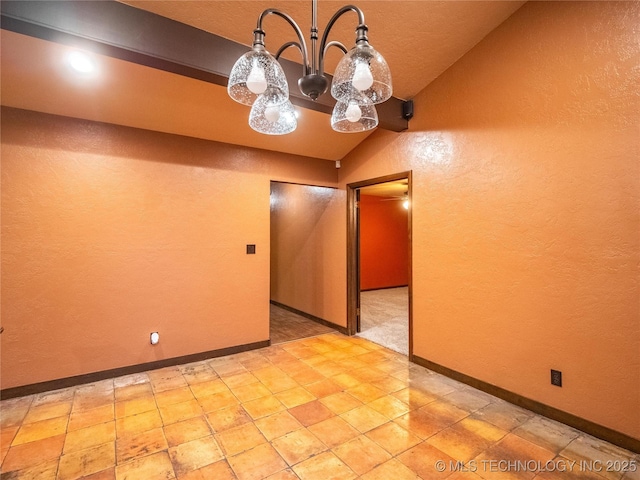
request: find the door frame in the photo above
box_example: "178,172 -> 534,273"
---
347,171 -> 413,359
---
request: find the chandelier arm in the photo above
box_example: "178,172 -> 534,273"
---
257,9 -> 310,74
322,40 -> 349,62
318,5 -> 366,76
274,41 -> 308,78
275,42 -> 304,61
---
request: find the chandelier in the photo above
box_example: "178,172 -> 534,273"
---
227,0 -> 392,135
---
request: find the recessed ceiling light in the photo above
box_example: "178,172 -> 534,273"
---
66,50 -> 96,74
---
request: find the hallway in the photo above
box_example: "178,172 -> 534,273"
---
270,304 -> 337,345
2,333 -> 637,479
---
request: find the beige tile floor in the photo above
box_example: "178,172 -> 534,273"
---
1,333 -> 638,480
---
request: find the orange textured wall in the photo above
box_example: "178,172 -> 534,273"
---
269,182 -> 346,326
0,107 -> 339,390
339,2 -> 639,439
359,194 -> 409,290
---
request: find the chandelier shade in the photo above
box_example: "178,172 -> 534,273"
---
228,49 -> 289,106
331,44 -> 392,105
249,89 -> 297,135
331,99 -> 378,133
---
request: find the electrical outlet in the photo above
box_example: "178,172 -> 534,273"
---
551,369 -> 562,387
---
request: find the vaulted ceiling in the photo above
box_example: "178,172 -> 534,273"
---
1,1 -> 525,160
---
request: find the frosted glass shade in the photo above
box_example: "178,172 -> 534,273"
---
331,100 -> 378,133
228,49 -> 289,106
249,89 -> 297,135
331,44 -> 392,105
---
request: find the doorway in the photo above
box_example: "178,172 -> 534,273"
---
269,181 -> 343,344
347,172 -> 412,357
